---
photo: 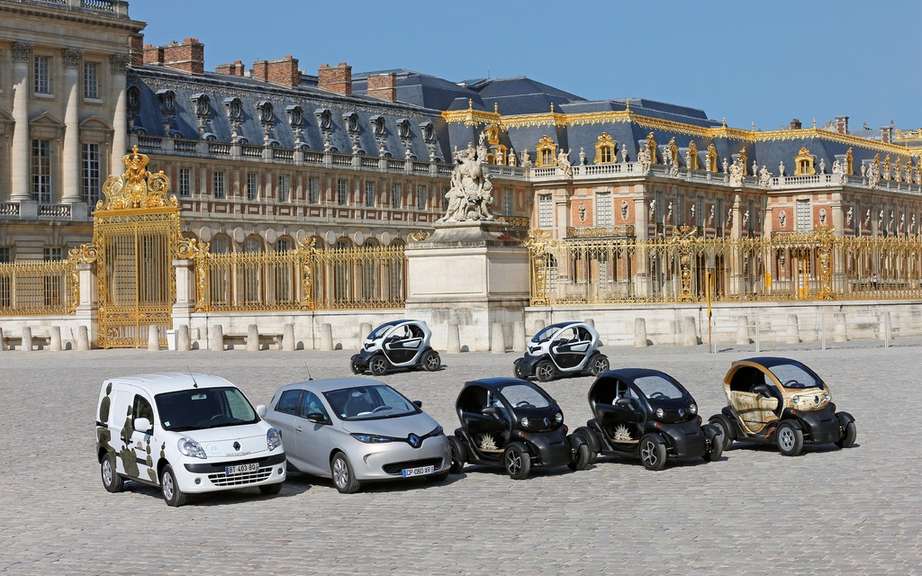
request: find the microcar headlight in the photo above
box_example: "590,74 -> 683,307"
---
351,433 -> 396,443
689,403 -> 698,415
177,437 -> 207,459
430,425 -> 444,437
520,417 -> 531,429
267,427 -> 282,452
655,408 -> 665,419
554,412 -> 564,424
823,393 -> 830,402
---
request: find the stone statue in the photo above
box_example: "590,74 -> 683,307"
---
476,132 -> 488,163
846,206 -> 853,226
727,207 -> 734,227
868,161 -> 881,188
819,208 -> 827,226
558,149 -> 573,177
743,209 -> 751,226
689,203 -> 696,222
778,210 -> 787,229
507,147 -> 517,167
752,160 -> 758,178
621,145 -> 629,163
722,158 -> 729,174
637,147 -> 652,173
649,198 -> 656,220
729,158 -> 744,187
912,214 -> 917,233
864,208 -> 871,226
438,143 -> 495,223
819,157 -> 826,174
832,159 -> 841,175
685,149 -> 692,171
708,204 -> 715,226
578,147 -> 586,165
778,161 -> 786,177
666,200 -> 673,223
522,149 -> 531,168
860,164 -> 866,179
758,164 -> 772,187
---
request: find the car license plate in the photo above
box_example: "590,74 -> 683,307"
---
401,465 -> 435,478
225,462 -> 259,475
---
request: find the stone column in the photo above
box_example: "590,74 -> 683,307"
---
10,42 -> 32,202
729,193 -> 743,295
75,262 -> 98,348
172,259 -> 194,332
61,49 -> 82,204
830,191 -> 846,292
109,55 -> 129,176
632,191 -> 649,297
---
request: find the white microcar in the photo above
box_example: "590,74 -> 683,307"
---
95,373 -> 286,506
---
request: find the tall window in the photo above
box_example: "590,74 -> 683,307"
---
31,139 -> 52,203
364,181 -> 376,207
309,177 -> 321,204
337,178 -> 349,205
416,185 -> 428,210
0,246 -> 11,263
391,183 -> 402,208
83,62 -> 99,99
538,194 -> 553,228
595,192 -> 612,227
81,143 -> 100,206
795,199 -> 812,231
213,171 -> 226,199
246,172 -> 258,200
502,189 -> 514,216
43,247 -> 63,261
178,168 -> 191,197
278,174 -> 291,202
34,55 -> 51,95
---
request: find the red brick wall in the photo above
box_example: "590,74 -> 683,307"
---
367,73 -> 396,102
570,199 -> 593,227
129,34 -> 144,66
318,62 -> 352,96
216,60 -> 245,76
162,37 -> 204,74
143,44 -> 163,65
251,56 -> 299,87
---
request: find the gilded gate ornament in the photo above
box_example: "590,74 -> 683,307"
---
97,146 -> 177,211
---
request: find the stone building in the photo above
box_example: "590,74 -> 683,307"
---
0,0 -> 919,263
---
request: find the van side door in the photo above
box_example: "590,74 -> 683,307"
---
108,387 -> 133,476
128,394 -> 158,484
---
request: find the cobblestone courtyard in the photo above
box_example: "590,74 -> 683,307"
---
1,342 -> 920,575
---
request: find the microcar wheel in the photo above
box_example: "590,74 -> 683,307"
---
708,414 -> 735,452
572,427 -> 598,465
776,421 -> 804,456
421,350 -> 441,372
259,483 -> 283,496
835,412 -> 857,449
587,353 -> 610,377
568,442 -> 592,471
161,465 -> 188,507
331,452 -> 361,494
639,434 -> 667,471
100,453 -> 124,493
534,359 -> 557,383
513,359 -> 526,379
448,436 -> 466,474
702,425 -> 724,462
503,442 -> 532,480
350,359 -> 363,374
368,355 -> 388,376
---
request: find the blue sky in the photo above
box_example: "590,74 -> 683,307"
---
132,0 -> 921,132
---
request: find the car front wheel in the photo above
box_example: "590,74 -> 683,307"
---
702,424 -> 724,462
513,359 -> 527,379
368,355 -> 389,376
639,433 -> 667,471
448,436 -> 466,474
350,359 -> 363,374
708,414 -> 735,452
776,421 -> 804,456
421,349 -> 441,372
331,452 -> 361,494
835,412 -> 857,449
503,442 -> 532,480
100,453 -> 124,493
587,353 -> 610,376
161,465 -> 188,507
534,359 -> 557,383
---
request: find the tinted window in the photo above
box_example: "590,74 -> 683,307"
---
769,364 -> 823,389
634,376 -> 685,400
532,325 -> 558,343
276,390 -> 302,415
156,387 -> 258,431
500,384 -> 551,409
299,391 -> 329,420
323,385 -> 418,421
132,394 -> 154,423
369,323 -> 395,339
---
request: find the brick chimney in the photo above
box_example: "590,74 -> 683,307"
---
250,55 -> 300,87
143,43 -> 163,66
789,118 -> 802,130
216,60 -> 246,77
367,72 -> 397,102
161,37 -> 205,74
834,116 -> 849,135
881,125 -> 894,144
129,33 -> 144,67
318,62 -> 352,96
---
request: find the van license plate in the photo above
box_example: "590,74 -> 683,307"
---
401,465 -> 435,478
225,463 -> 259,475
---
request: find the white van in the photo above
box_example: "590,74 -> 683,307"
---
95,373 -> 286,506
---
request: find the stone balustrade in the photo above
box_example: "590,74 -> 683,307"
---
3,0 -> 128,17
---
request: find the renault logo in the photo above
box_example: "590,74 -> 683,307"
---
407,434 -> 421,448
233,441 -> 241,451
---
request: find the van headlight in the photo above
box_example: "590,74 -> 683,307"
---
177,437 -> 207,459
267,428 -> 282,451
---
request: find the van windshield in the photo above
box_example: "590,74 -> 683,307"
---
155,387 -> 259,431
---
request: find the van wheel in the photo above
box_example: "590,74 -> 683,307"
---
421,349 -> 441,372
448,436 -> 466,474
259,483 -> 282,495
100,453 -> 124,493
587,353 -> 610,376
331,452 -> 361,494
503,442 -> 532,479
639,434 -> 667,470
835,412 -> 857,448
776,421 -> 804,456
368,355 -> 388,376
534,359 -> 557,382
161,465 -> 188,507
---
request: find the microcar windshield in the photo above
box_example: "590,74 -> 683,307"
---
155,387 -> 259,432
633,375 -> 686,400
768,363 -> 824,389
324,384 -> 419,421
531,325 -> 560,343
499,383 -> 552,409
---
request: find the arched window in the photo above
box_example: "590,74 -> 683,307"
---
276,236 -> 294,252
536,136 -> 556,167
243,234 -> 264,252
210,234 -> 231,254
794,147 -> 815,176
594,133 -> 616,165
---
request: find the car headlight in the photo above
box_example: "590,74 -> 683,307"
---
689,403 -> 697,415
520,417 -> 530,429
267,427 -> 282,451
655,408 -> 665,419
430,425 -> 444,437
554,412 -> 564,424
177,437 -> 206,459
823,393 -> 830,402
351,433 -> 396,443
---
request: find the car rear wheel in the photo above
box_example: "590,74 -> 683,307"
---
368,355 -> 388,376
568,442 -> 591,471
776,421 -> 804,456
708,414 -> 735,452
587,353 -> 610,377
571,426 -> 598,465
513,359 -> 527,379
350,358 -> 363,374
331,452 -> 361,494
702,424 -> 724,462
534,359 -> 557,382
421,349 -> 441,372
448,436 -> 466,474
503,442 -> 531,480
835,412 -> 857,448
639,434 -> 667,471
100,453 -> 124,493
161,465 -> 188,507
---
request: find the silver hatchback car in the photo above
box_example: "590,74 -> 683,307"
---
263,378 -> 452,493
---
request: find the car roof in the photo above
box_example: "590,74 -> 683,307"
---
106,373 -> 234,396
597,368 -> 672,383
540,321 -> 586,331
736,356 -> 803,368
374,319 -> 423,329
278,377 -> 389,394
465,377 -> 532,389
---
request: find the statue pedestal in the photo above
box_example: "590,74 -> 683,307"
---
405,221 -> 529,352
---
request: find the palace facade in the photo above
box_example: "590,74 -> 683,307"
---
1,0 -> 920,263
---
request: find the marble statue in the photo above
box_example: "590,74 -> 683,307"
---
743,209 -> 750,226
649,198 -> 656,220
778,210 -> 787,229
689,203 -> 696,222
752,160 -> 758,178
864,208 -> 871,226
819,157 -> 826,174
637,147 -> 652,173
666,200 -> 673,223
860,164 -> 866,178
558,149 -> 573,177
729,158 -> 744,187
722,158 -> 729,174
522,149 -> 531,168
912,214 -> 917,233
778,161 -> 786,177
578,147 -> 586,165
727,207 -> 734,227
708,204 -> 715,226
438,143 -> 494,223
476,132 -> 488,163
621,145 -> 629,163
508,147 -> 517,167
758,164 -> 772,187
819,208 -> 827,226
685,149 -> 692,171
868,161 -> 881,188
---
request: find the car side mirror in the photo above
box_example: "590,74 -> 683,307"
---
133,417 -> 152,434
412,400 -> 423,409
255,404 -> 267,418
306,412 -> 327,424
